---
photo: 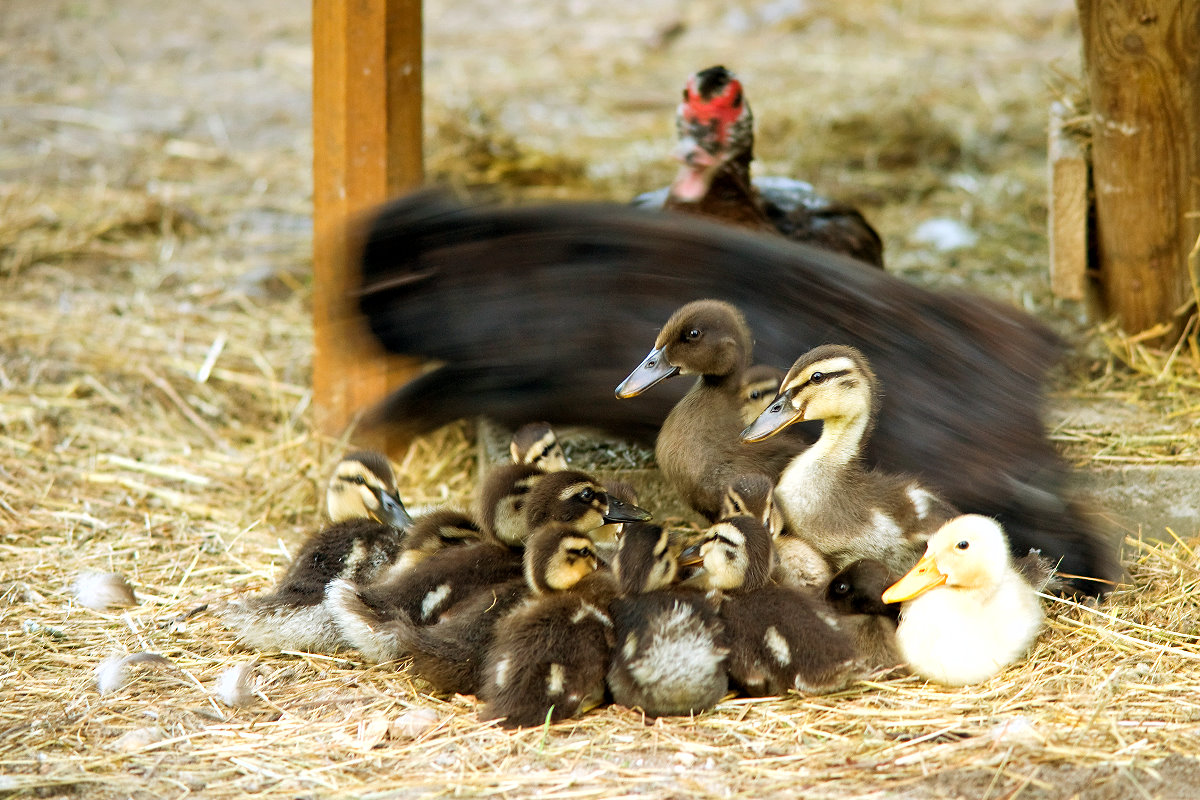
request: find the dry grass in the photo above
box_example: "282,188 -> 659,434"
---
4,0 -> 1200,797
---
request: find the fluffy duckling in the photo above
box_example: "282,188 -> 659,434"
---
690,515 -> 859,696
223,451 -> 412,652
722,473 -> 831,590
328,470 -> 647,659
825,559 -> 901,672
743,344 -> 957,575
616,299 -> 811,521
606,522 -> 729,718
881,515 -> 1045,686
478,524 -> 618,728
510,421 -> 569,472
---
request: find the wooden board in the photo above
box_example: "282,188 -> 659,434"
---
312,0 -> 423,440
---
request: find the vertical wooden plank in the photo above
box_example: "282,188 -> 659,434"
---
313,0 -> 423,440
1048,103 -> 1090,303
1077,0 -> 1200,336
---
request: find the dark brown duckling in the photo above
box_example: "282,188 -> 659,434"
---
689,515 -> 860,697
222,451 -> 412,653
824,559 -> 901,672
606,522 -> 728,718
743,344 -> 959,575
723,473 -> 831,590
635,66 -> 885,268
328,470 -> 648,659
616,299 -> 811,521
479,524 -> 618,728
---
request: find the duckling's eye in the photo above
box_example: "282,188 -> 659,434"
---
577,487 -> 595,502
832,580 -> 850,596
956,540 -> 970,551
810,371 -> 826,385
568,547 -> 594,560
749,390 -> 762,400
349,475 -> 367,486
685,328 -> 702,341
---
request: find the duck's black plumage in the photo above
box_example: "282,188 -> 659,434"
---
354,189 -> 1117,594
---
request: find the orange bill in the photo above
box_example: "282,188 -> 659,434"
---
881,552 -> 947,603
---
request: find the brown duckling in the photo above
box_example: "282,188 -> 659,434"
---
222,451 -> 412,653
510,421 -> 569,472
824,559 -> 902,672
722,473 -> 831,590
743,344 -> 958,575
479,524 -> 618,728
616,299 -> 811,521
328,470 -> 648,660
689,515 -> 860,696
606,521 -> 729,718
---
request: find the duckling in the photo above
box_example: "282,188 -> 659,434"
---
824,559 -> 901,672
721,473 -> 831,590
479,523 -> 618,728
222,451 -> 412,652
743,344 -> 958,575
606,522 -> 729,718
739,364 -> 786,428
881,515 -> 1045,686
690,515 -> 859,696
510,421 -> 569,471
328,470 -> 648,657
616,299 -> 811,521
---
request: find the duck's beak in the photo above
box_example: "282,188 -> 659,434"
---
881,552 -> 947,603
615,346 -> 679,398
370,489 -> 414,531
602,497 -> 653,524
741,396 -> 802,442
677,540 -> 707,568
669,136 -> 723,202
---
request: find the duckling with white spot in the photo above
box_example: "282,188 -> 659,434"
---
222,451 -> 412,653
606,521 -> 728,718
882,514 -> 1045,686
478,523 -> 618,728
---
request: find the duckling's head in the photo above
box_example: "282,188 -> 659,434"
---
524,470 -> 652,537
524,523 -> 601,594
739,364 -> 785,427
616,300 -> 752,397
742,344 -> 877,442
670,65 -> 755,202
510,421 -> 568,472
720,472 -> 783,537
685,516 -> 774,592
882,515 -> 1012,604
325,451 -> 414,530
826,559 -> 899,617
613,522 -> 682,594
589,479 -> 640,549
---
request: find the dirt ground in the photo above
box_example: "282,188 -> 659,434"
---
3,0 -> 1200,798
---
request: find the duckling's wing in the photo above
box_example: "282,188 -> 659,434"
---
355,189 -> 1117,595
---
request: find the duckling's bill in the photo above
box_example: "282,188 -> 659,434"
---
615,347 -> 679,398
371,488 -> 414,530
741,396 -> 802,442
881,552 -> 947,603
602,496 -> 653,524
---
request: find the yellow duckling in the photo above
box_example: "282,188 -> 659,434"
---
881,514 -> 1045,686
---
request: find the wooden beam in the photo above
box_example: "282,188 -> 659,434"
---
1077,0 -> 1200,336
313,0 -> 423,440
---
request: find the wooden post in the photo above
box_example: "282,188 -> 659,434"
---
1048,102 -> 1090,303
312,0 -> 423,439
1077,0 -> 1200,336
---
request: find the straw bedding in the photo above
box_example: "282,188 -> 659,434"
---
3,0 -> 1200,797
